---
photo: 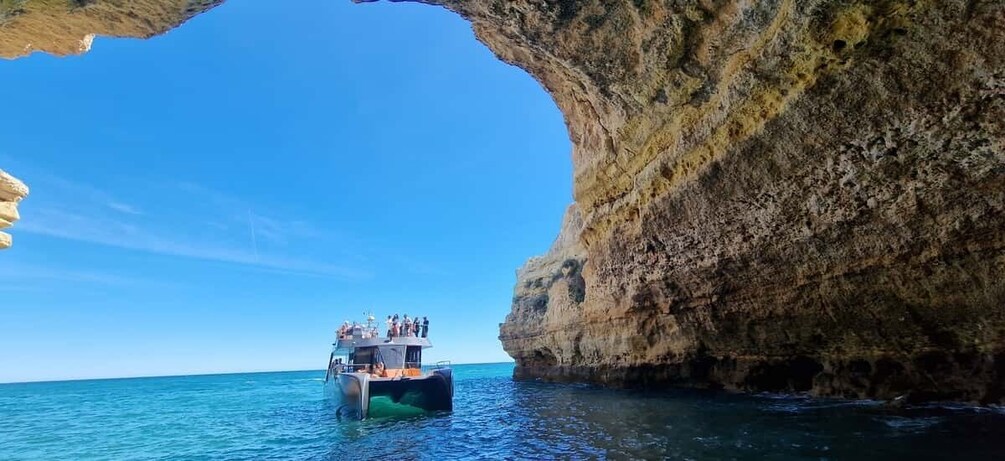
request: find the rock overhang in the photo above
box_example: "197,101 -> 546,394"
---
0,0 -> 1002,403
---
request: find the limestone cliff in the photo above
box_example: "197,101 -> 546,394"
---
503,204 -> 588,356
1,0 -> 1002,402
0,170 -> 29,249
0,0 -> 222,58
418,0 -> 1005,404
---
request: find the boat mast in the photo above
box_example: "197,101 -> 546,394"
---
364,310 -> 375,331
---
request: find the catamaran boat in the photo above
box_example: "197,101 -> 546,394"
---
323,318 -> 453,419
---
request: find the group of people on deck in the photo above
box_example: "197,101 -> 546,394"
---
387,314 -> 428,338
335,314 -> 430,340
336,321 -> 379,340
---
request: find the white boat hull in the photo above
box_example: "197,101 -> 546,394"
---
325,369 -> 453,419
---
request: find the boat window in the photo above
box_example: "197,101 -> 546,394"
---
405,346 -> 422,369
377,345 -> 406,369
353,347 -> 375,365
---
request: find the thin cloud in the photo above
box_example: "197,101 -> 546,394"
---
107,201 -> 142,215
0,162 -> 143,218
177,182 -> 326,245
0,262 -> 143,286
17,208 -> 370,280
10,172 -> 370,280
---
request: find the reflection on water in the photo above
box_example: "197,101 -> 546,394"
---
321,365 -> 1005,460
500,381 -> 1005,460
365,396 -> 430,419
2,363 -> 1004,460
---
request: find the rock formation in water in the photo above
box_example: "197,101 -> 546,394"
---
0,170 -> 29,249
1,0 -> 1002,402
485,0 -> 1005,404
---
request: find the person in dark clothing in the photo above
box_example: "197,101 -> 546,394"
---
412,318 -> 420,336
421,317 -> 429,338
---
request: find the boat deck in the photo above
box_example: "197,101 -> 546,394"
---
334,336 -> 432,350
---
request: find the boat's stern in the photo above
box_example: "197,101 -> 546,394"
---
333,372 -> 371,419
431,365 -> 453,406
366,369 -> 454,414
323,329 -> 453,419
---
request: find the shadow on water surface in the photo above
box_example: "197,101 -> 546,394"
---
314,368 -> 1005,460
4,368 -> 1005,460
446,378 -> 1005,460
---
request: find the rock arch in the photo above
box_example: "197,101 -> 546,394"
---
2,0 -> 1003,402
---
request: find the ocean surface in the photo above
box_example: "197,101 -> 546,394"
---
2,362 -> 1003,460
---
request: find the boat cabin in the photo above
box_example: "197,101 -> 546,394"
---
323,322 -> 453,419
327,334 -> 432,380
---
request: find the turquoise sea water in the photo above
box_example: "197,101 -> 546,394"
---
2,362 -> 1003,460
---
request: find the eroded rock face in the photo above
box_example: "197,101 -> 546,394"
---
0,0 -> 222,59
1,0 -> 1002,402
0,170 -> 29,249
446,0 -> 1005,403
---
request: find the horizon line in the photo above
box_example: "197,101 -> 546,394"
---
0,361 -> 516,386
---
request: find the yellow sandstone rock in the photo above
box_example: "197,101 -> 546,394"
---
0,169 -> 28,250
0,201 -> 20,227
0,0 -> 223,59
0,0 -> 1002,403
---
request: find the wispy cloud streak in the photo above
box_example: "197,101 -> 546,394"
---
0,262 -> 144,286
14,174 -> 370,280
107,201 -> 142,215
18,208 -> 368,280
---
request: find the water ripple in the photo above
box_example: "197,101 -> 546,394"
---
2,364 -> 1005,460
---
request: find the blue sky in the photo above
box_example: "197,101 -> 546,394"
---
0,1 -> 570,383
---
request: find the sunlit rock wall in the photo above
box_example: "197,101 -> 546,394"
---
0,0 -> 222,59
0,170 -> 28,249
1,0 -> 1002,402
441,0 -> 1005,403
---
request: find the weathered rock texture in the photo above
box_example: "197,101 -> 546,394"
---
0,170 -> 29,249
1,0 -> 1003,402
0,0 -> 222,59
487,0 -> 1005,404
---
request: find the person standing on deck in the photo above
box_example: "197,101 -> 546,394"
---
412,318 -> 420,337
422,317 -> 429,338
386,315 -> 393,338
404,316 -> 413,337
391,318 -> 399,338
